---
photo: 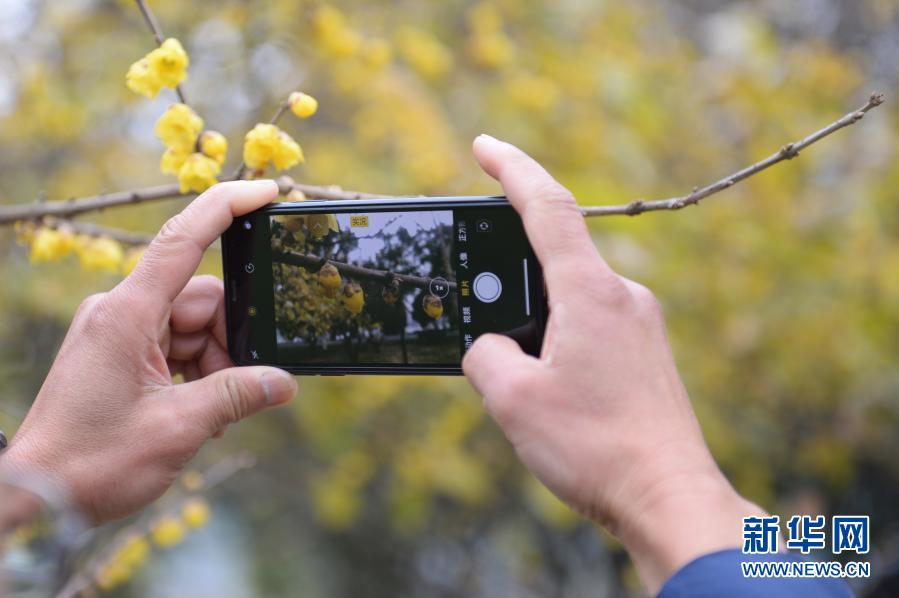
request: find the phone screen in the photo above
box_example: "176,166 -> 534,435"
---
224,198 -> 546,374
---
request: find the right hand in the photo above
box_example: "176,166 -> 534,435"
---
463,134 -> 766,593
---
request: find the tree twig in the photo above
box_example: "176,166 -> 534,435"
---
275,176 -> 389,200
134,0 -> 188,104
581,92 -> 885,217
273,250 -> 457,291
0,93 -> 884,229
56,452 -> 256,598
0,184 -> 187,224
0,179 -> 386,225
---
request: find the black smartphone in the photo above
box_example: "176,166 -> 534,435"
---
222,196 -> 547,375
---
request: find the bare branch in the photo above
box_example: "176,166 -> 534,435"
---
275,176 -> 390,200
0,179 -> 387,225
0,184 -> 185,224
581,92 -> 886,217
134,0 -> 188,104
0,93 -> 883,230
273,250 -> 456,291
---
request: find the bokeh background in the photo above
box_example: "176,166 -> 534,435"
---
1,0 -> 898,596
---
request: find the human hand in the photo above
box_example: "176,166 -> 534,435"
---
463,135 -> 766,592
0,181 -> 297,525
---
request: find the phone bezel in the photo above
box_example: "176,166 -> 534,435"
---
222,196 -> 548,375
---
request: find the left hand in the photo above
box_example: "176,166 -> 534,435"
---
0,180 -> 297,525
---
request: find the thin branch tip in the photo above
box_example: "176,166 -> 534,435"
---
580,92 -> 885,219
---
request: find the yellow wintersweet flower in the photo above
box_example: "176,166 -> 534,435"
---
150,516 -> 185,548
318,263 -> 342,290
243,123 -> 279,170
160,148 -> 188,175
29,227 -> 75,263
306,214 -> 339,239
14,220 -> 36,245
177,153 -> 220,193
148,38 -> 189,88
181,470 -> 205,492
288,92 -> 319,119
198,130 -> 228,165
243,124 -> 303,171
126,57 -> 163,98
272,130 -> 304,170
182,498 -> 211,529
154,103 -> 203,153
341,282 -> 364,315
116,535 -> 150,568
422,294 -> 444,319
95,560 -> 131,591
121,246 -> 146,275
76,236 -> 124,273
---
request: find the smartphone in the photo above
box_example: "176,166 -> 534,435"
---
222,196 -> 547,375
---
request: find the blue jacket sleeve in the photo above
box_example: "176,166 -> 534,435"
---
657,549 -> 853,597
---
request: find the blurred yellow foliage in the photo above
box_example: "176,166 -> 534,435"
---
2,1 -> 897,594
182,497 -> 212,529
395,27 -> 454,81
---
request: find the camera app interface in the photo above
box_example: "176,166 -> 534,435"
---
269,206 -> 537,366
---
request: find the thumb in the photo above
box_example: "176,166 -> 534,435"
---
174,366 -> 297,435
463,333 -> 539,406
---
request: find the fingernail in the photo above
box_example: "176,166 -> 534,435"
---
475,133 -> 498,144
260,370 -> 297,405
250,179 -> 277,187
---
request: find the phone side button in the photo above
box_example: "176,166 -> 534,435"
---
230,279 -> 238,302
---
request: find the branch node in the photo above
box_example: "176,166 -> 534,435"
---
780,143 -> 799,159
276,175 -> 295,195
625,200 -> 644,216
